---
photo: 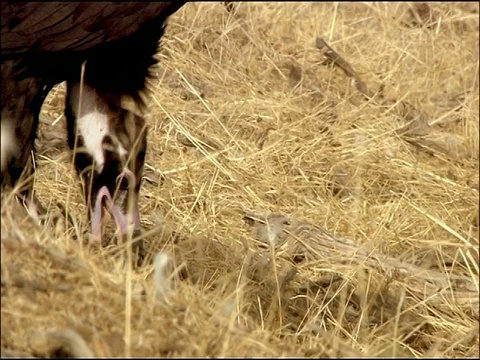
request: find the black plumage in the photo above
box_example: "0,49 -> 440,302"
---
1,2 -> 186,248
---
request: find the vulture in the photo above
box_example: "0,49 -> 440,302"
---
1,2 -> 187,245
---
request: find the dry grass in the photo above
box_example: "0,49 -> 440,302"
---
1,2 -> 479,357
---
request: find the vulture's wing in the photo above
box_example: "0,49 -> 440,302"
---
1,2 -> 185,56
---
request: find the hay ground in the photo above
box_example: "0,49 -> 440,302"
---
1,2 -> 479,358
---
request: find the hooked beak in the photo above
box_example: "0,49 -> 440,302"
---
91,185 -> 128,241
90,168 -> 141,242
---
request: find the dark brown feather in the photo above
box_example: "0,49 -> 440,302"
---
1,2 -> 187,250
2,2 -> 184,55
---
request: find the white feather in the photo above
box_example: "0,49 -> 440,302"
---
1,120 -> 17,173
76,111 -> 108,173
70,82 -> 129,174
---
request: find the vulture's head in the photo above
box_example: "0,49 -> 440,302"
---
66,81 -> 147,242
